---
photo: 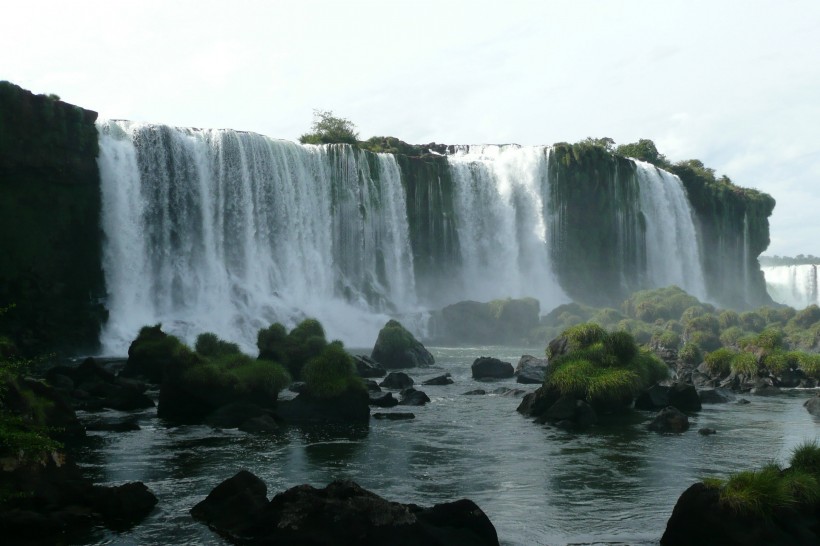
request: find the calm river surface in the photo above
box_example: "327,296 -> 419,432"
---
77,346 -> 819,545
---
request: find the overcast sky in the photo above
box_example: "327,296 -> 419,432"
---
3,0 -> 819,257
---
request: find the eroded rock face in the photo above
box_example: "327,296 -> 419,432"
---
515,355 -> 548,384
191,473 -> 500,546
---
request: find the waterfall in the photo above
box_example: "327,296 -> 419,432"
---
762,264 -> 820,308
447,145 -> 568,307
97,121 -> 414,353
634,161 -> 707,300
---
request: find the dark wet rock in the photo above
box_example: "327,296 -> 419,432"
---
463,389 -> 487,395
380,371 -> 414,390
191,474 -> 499,545
774,368 -> 805,388
737,398 -> 751,404
422,373 -> 453,386
371,320 -> 435,369
515,355 -> 548,384
373,412 -> 416,420
46,357 -> 155,412
369,392 -> 399,408
121,325 -> 182,383
190,470 -> 268,538
647,406 -> 690,433
0,456 -> 157,542
635,384 -> 670,410
750,382 -> 781,396
399,387 -> 430,406
698,388 -> 734,404
698,428 -> 717,435
534,395 -> 597,429
661,481 -> 820,546
204,402 -> 276,430
471,357 -> 514,380
353,354 -> 387,378
805,393 -> 820,417
516,385 -> 561,417
275,389 -> 370,424
365,380 -> 381,392
667,383 -> 702,412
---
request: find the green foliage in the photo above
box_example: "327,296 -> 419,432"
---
684,330 -> 722,352
615,139 -> 669,167
622,286 -> 701,322
195,332 -> 241,357
761,351 -> 798,376
375,319 -> 418,354
739,311 -> 766,333
577,136 -> 615,152
719,465 -> 792,516
704,347 -> 736,376
256,319 -> 328,380
730,352 -> 758,377
299,109 -> 359,145
231,359 -> 291,398
679,342 -> 702,365
792,305 -> 820,329
545,324 -> 668,403
589,307 -> 625,328
719,326 -> 745,347
651,329 -> 680,349
302,342 -> 363,398
798,353 -> 820,379
718,310 -> 740,329
755,328 -> 784,351
181,350 -> 290,400
359,136 -> 425,156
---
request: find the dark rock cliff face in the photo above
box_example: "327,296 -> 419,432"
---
0,81 -> 106,355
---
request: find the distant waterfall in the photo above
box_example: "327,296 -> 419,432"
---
634,161 -> 707,300
97,121 -> 414,353
763,265 -> 820,308
447,145 -> 567,306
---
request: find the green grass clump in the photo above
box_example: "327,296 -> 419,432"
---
740,311 -> 767,333
718,310 -> 740,329
545,325 -> 668,404
232,359 -> 290,398
719,326 -> 745,347
256,319 -> 329,380
679,342 -> 702,365
704,347 -> 736,376
719,465 -> 792,516
762,351 -> 800,376
651,330 -> 680,350
730,352 -> 758,377
790,440 -> 820,476
182,349 -> 290,400
781,470 -> 820,504
302,342 -> 363,398
755,328 -> 785,351
797,353 -> 820,379
791,305 -> 820,329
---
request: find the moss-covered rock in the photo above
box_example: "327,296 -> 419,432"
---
432,298 -> 540,345
371,319 -> 434,369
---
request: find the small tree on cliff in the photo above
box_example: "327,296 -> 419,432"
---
299,109 -> 359,145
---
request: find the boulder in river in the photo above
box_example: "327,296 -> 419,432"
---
647,406 -> 690,433
191,473 -> 500,545
371,320 -> 435,369
471,357 -> 514,380
515,355 -> 548,384
380,371 -> 414,390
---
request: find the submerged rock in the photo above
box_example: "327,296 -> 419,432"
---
399,387 -> 430,406
698,388 -> 733,404
369,392 -> 399,408
191,473 -> 500,545
373,412 -> 415,420
804,393 -> 820,417
353,355 -> 386,378
422,373 -> 453,386
647,406 -> 690,433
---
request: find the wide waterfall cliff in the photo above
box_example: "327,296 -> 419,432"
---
94,122 -> 759,353
0,82 -> 776,354
763,264 -> 820,308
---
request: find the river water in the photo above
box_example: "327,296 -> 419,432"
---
76,346 -> 819,545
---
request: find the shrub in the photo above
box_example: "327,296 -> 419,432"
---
590,307 -> 625,328
730,352 -> 759,377
563,323 -> 607,351
739,311 -> 766,333
232,359 -> 290,398
679,342 -> 702,365
718,310 -> 740,329
302,342 -> 363,398
651,330 -> 680,350
755,328 -> 784,351
763,351 -> 800,376
792,305 -> 820,329
257,319 -> 328,380
720,326 -> 745,347
704,348 -> 736,376
195,333 -> 241,357
685,331 -> 722,352
681,305 -> 706,323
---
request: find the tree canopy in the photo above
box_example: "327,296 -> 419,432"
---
299,109 -> 359,145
